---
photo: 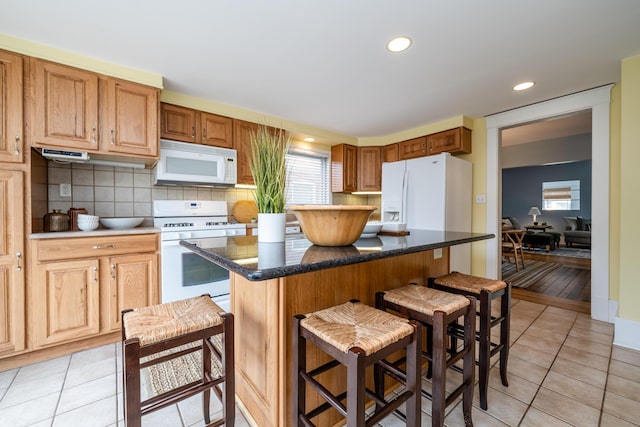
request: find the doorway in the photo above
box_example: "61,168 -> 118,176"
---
499,111 -> 592,311
485,85 -> 613,322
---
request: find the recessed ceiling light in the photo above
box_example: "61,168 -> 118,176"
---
386,36 -> 412,53
303,137 -> 315,142
513,81 -> 535,91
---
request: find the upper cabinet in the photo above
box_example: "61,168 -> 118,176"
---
160,103 -> 233,149
0,50 -> 24,164
233,119 -> 259,185
160,103 -> 198,142
331,144 -> 358,193
427,127 -> 471,155
100,77 -> 158,157
398,136 -> 427,160
358,146 -> 382,191
383,143 -> 398,163
31,59 -> 99,151
30,58 -> 159,158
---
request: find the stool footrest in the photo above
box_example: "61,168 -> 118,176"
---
300,370 -> 348,417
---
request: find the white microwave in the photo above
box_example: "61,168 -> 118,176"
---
154,139 -> 237,186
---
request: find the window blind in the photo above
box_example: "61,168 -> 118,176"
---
285,151 -> 330,206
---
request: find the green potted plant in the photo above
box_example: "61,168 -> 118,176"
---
249,125 -> 292,242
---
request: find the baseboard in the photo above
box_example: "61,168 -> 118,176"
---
609,300 -> 619,323
614,316 -> 640,351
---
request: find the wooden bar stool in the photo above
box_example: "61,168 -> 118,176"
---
430,272 -> 511,410
121,295 -> 234,427
376,284 -> 475,427
293,300 -> 421,427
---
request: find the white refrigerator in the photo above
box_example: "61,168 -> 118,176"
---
381,152 -> 472,273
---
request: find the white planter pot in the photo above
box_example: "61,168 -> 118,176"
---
258,213 -> 286,242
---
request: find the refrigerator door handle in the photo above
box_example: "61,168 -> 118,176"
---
401,163 -> 408,223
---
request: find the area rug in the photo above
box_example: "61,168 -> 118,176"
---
522,246 -> 591,259
502,260 -> 563,289
142,339 -> 223,398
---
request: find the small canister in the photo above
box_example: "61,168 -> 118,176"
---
68,207 -> 88,231
44,209 -> 70,232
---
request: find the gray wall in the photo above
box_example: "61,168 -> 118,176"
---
502,160 -> 592,235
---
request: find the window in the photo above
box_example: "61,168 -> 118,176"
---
542,180 -> 580,210
285,146 -> 330,206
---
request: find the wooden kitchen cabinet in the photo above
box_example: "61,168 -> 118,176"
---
30,234 -> 159,349
201,112 -> 233,149
398,136 -> 427,160
106,253 -> 158,331
383,143 -> 399,163
0,50 -> 24,163
100,77 -> 159,157
31,58 -> 99,151
331,144 -> 358,193
0,170 -> 25,357
234,119 -> 259,185
357,146 -> 382,191
427,126 -> 472,155
160,103 -> 234,149
160,103 -> 198,143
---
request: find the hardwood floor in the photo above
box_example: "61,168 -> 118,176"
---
504,251 -> 591,314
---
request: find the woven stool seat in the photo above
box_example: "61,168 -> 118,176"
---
383,285 -> 470,316
434,272 -> 506,295
123,295 -> 223,347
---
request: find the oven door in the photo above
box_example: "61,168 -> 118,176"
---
161,239 -> 230,305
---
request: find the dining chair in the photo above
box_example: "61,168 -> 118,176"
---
502,229 -> 526,271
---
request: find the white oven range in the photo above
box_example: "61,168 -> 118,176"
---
153,200 -> 246,312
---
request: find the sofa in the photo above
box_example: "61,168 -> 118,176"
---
563,216 -> 591,247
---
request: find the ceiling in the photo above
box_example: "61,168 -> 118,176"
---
2,0 -> 640,140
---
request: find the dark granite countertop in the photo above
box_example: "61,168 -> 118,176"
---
180,229 -> 494,281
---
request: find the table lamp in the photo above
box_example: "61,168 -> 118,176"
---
528,207 -> 541,225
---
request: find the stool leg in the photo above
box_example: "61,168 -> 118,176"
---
478,291 -> 491,410
202,336 -> 212,424
405,322 -> 422,427
223,313 -> 235,426
374,293 -> 386,409
123,339 -> 142,427
500,286 -> 511,387
432,311 -> 447,427
425,323 -> 433,379
347,347 -> 366,427
463,298 -> 475,427
292,315 -> 306,426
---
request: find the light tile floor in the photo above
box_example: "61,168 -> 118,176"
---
1,298 -> 639,426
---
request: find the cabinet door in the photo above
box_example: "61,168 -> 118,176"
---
398,136 -> 427,160
0,50 -> 23,163
331,144 -> 358,192
32,59 -> 99,150
160,103 -> 199,143
0,170 -> 24,356
106,253 -> 158,331
100,78 -> 159,157
427,127 -> 472,155
358,146 -> 382,191
33,259 -> 100,348
383,144 -> 398,163
202,112 -> 233,148
234,119 -> 258,185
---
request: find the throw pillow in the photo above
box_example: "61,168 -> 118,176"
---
576,216 -> 586,231
501,218 -> 513,230
564,217 -> 578,231
508,217 -> 522,230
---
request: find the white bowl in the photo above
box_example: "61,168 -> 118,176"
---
381,222 -> 407,232
77,214 -> 99,222
360,221 -> 382,238
99,217 -> 144,230
77,221 -> 99,231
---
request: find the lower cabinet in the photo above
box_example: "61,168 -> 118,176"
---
30,234 -> 159,349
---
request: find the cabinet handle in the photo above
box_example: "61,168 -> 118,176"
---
422,142 -> 426,152
110,129 -> 115,145
16,252 -> 22,271
192,126 -> 196,139
93,266 -> 98,284
93,244 -> 116,249
91,126 -> 97,144
203,128 -> 206,138
111,263 -> 116,280
14,136 -> 20,156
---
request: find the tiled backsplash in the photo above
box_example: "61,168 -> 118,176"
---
46,162 -> 381,223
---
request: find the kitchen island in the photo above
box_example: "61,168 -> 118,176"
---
181,230 -> 493,427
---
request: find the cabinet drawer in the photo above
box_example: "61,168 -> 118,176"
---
37,234 -> 158,262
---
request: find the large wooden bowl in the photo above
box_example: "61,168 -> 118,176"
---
289,205 -> 377,246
